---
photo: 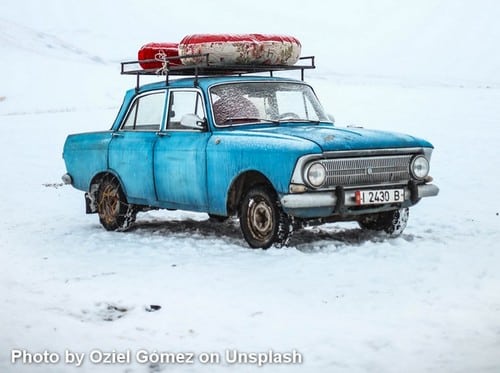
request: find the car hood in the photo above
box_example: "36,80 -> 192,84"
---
247,124 -> 433,151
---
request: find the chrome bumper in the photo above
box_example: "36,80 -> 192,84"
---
281,184 -> 439,209
61,173 -> 73,185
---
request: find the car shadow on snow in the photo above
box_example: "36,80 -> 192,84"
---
126,214 -> 416,251
129,215 -> 244,242
291,226 -> 416,252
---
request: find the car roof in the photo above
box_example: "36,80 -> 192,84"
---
134,75 -> 305,94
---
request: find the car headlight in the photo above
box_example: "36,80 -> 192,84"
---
305,162 -> 326,187
410,155 -> 430,180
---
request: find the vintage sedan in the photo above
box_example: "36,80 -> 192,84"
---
62,59 -> 439,248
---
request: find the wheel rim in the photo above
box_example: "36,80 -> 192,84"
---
99,183 -> 120,225
247,199 -> 274,241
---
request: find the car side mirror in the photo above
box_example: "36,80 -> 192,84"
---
180,114 -> 206,130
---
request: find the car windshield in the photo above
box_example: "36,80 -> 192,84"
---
210,81 -> 330,126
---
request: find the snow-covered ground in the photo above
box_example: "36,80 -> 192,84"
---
1,1 -> 500,372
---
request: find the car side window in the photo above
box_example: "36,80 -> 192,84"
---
122,91 -> 166,131
167,90 -> 206,130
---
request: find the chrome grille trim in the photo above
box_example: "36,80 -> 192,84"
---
319,155 -> 412,188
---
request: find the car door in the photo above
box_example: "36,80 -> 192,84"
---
108,90 -> 166,205
154,89 -> 210,210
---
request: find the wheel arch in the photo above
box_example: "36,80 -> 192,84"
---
226,170 -> 276,216
86,171 -> 128,212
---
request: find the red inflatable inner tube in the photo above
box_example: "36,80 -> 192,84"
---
180,34 -> 301,45
178,34 -> 302,66
138,42 -> 181,69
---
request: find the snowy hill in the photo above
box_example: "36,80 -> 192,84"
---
1,0 -> 499,114
1,1 -> 500,372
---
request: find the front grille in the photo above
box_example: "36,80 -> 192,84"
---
320,154 -> 412,188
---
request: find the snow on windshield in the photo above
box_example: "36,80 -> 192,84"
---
210,82 -> 329,125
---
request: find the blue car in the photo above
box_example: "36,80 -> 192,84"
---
62,58 -> 439,248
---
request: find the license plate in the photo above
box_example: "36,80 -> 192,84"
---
354,189 -> 405,206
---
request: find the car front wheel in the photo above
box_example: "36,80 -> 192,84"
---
358,208 -> 409,236
240,186 -> 292,249
96,176 -> 136,231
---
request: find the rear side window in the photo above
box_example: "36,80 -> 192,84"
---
122,91 -> 166,131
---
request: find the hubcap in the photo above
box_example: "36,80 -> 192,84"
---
248,200 -> 274,239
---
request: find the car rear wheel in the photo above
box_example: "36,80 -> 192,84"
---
240,186 -> 292,249
96,176 -> 136,231
358,207 -> 409,236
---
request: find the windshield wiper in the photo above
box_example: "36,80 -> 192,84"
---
277,118 -> 321,124
223,117 -> 280,125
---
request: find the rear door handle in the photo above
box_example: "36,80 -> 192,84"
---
112,132 -> 124,138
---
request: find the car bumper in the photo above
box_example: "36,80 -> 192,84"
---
61,173 -> 73,185
280,183 -> 439,217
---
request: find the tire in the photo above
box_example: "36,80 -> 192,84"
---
239,186 -> 292,249
96,176 -> 136,231
358,208 -> 409,236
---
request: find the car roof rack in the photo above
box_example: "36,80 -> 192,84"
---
120,53 -> 315,89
